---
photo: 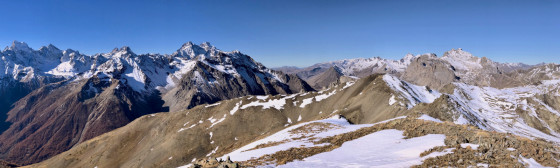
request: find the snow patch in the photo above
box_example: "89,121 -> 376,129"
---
518,155 -> 552,168
278,129 -> 447,168
389,94 -> 397,105
241,98 -> 286,110
418,114 -> 443,123
205,102 -> 221,108
460,143 -> 479,150
229,101 -> 241,115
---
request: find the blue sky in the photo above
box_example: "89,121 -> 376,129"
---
0,0 -> 558,67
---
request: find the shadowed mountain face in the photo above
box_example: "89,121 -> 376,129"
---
0,41 -> 313,165
305,66 -> 344,89
0,83 -> 32,134
0,77 -> 166,164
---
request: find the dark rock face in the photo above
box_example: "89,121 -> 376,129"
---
163,61 -> 313,112
0,77 -> 166,165
0,82 -> 32,134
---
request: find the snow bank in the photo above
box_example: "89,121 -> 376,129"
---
278,129 -> 447,168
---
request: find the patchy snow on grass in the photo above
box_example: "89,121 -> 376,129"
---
278,129 -> 447,168
315,90 -> 336,102
341,81 -> 355,90
299,90 -> 337,108
418,114 -> 443,123
205,102 -> 221,108
256,95 -> 269,100
177,124 -> 197,133
241,98 -> 286,110
389,94 -> 397,105
221,116 -> 373,162
206,146 -> 219,157
209,114 -> 227,128
299,97 -> 314,108
229,101 -> 241,115
460,143 -> 480,150
518,155 -> 553,168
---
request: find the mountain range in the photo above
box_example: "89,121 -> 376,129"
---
0,41 -> 313,165
1,41 -> 559,167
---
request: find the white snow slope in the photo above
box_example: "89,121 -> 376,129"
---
278,129 -> 448,168
213,116 -> 449,168
448,81 -> 560,143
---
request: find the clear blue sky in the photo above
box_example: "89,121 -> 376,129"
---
1,0 -> 558,67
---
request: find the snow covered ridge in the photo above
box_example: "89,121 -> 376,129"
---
0,41 -> 284,92
383,74 -> 442,109
305,54 -> 419,76
441,48 -> 483,71
448,81 -> 560,143
381,74 -> 560,143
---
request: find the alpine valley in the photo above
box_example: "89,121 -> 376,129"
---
1,41 -> 559,168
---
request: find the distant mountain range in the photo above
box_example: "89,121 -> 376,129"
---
274,48 -> 542,90
1,42 -> 559,167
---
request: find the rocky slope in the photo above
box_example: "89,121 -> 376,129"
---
305,66 -> 345,89
223,115 -> 559,167
402,48 -> 544,90
0,41 -> 313,165
27,73 -> 560,167
24,74 -> 416,168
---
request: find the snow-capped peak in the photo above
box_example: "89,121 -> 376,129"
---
442,48 -> 474,59
403,53 -> 415,60
174,42 -> 220,59
400,53 -> 417,65
106,46 -> 136,58
7,40 -> 33,52
39,44 -> 60,52
199,42 -> 215,50
441,48 -> 482,70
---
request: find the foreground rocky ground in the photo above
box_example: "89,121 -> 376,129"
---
230,113 -> 559,167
